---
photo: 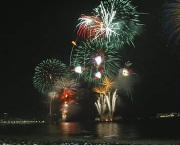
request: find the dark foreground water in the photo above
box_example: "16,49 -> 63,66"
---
0,119 -> 180,144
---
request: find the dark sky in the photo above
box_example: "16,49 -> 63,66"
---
1,0 -> 180,119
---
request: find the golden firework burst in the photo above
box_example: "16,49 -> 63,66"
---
100,76 -> 114,91
93,86 -> 109,94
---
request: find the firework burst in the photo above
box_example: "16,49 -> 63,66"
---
161,1 -> 180,46
93,0 -> 143,46
99,76 -> 114,91
75,0 -> 143,48
33,58 -> 67,95
76,14 -> 105,40
70,39 -> 121,85
94,83 -> 118,121
53,77 -> 79,121
53,76 -> 80,93
93,86 -> 109,94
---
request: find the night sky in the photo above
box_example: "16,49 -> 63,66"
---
1,0 -> 180,120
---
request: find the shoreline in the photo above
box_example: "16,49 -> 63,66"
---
0,137 -> 180,145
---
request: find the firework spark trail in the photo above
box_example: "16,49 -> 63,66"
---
95,98 -> 101,115
94,84 -> 109,120
112,89 -> 118,116
104,89 -> 117,120
53,77 -> 79,121
48,91 -> 58,115
161,1 -> 180,46
93,1 -> 120,41
95,95 -> 107,119
94,76 -> 118,120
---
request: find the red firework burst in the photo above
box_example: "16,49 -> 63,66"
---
77,14 -> 105,40
60,89 -> 75,104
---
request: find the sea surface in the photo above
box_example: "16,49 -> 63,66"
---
0,118 -> 180,144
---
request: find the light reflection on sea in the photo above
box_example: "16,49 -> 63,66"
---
0,119 -> 180,144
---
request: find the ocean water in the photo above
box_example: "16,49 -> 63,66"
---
0,119 -> 180,144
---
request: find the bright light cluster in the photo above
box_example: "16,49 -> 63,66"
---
33,0 -> 141,121
70,0 -> 142,84
70,39 -> 121,85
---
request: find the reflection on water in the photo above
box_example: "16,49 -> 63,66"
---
44,122 -> 83,137
59,122 -> 82,135
96,122 -> 119,138
96,122 -> 141,140
1,119 -> 180,142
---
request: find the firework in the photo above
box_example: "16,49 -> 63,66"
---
93,76 -> 117,121
53,76 -> 79,93
76,14 -> 105,40
161,1 -> 180,46
70,39 -> 121,85
118,68 -> 129,76
48,91 -> 58,115
99,76 -> 114,91
93,85 -> 108,120
60,89 -> 76,104
75,0 -> 143,47
118,66 -> 137,77
93,86 -> 109,94
93,0 -> 143,46
94,87 -> 118,121
53,77 -> 79,121
118,61 -> 136,77
104,89 -> 118,120
33,58 -> 67,95
53,76 -> 79,104
95,95 -> 107,120
61,101 -> 68,121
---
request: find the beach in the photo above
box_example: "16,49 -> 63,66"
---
0,137 -> 180,145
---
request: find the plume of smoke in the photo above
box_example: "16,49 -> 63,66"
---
114,75 -> 138,100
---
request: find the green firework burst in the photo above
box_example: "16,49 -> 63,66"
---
33,58 -> 68,95
92,0 -> 144,47
70,39 -> 121,85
